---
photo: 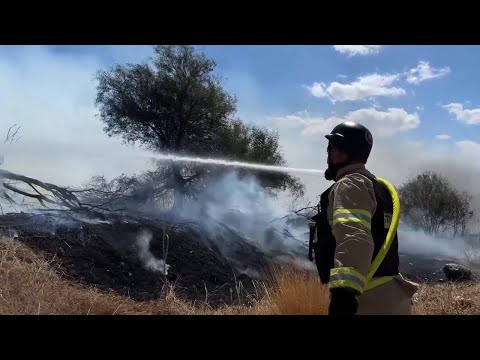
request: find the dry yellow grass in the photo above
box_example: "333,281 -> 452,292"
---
413,282 -> 480,315
1,236 -> 480,315
264,264 -> 329,314
0,237 -> 195,315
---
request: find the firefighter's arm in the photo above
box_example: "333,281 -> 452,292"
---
329,174 -> 376,296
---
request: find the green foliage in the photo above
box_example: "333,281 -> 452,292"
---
94,45 -> 304,209
95,45 -> 236,156
399,171 -> 474,236
219,119 -> 304,198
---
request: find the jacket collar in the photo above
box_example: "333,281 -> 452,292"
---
335,163 -> 376,181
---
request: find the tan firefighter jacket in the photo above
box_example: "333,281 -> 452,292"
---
326,163 -> 419,315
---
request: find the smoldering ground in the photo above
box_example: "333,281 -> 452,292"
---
1,154 -> 478,272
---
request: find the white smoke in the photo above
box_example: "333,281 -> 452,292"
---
398,223 -> 470,259
135,228 -> 170,275
179,171 -> 311,261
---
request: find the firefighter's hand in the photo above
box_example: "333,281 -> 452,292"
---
328,288 -> 358,316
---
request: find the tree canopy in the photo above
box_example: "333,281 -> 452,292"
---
94,45 -> 304,210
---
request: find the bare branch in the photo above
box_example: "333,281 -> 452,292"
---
292,206 -> 316,215
70,187 -> 125,195
3,192 -> 19,212
282,229 -> 308,247
4,124 -> 22,145
2,183 -> 57,206
79,203 -> 126,212
0,169 -> 126,213
269,205 -> 317,224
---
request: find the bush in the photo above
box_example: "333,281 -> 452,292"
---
398,171 -> 474,236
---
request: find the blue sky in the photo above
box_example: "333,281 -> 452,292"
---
43,45 -> 480,143
1,45 -> 480,214
44,45 -> 480,137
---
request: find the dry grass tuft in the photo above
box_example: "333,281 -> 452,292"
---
205,264 -> 330,315
265,264 -> 329,314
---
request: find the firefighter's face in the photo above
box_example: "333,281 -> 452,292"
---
327,143 -> 349,165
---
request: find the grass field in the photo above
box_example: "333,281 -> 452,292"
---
0,237 -> 478,315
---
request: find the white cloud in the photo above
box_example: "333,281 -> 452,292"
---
333,45 -> 383,57
436,134 -> 451,140
308,82 -> 328,98
416,105 -> 424,111
309,60 -> 450,104
307,73 -> 406,102
406,61 -> 451,84
443,103 -> 480,125
275,107 -> 420,139
276,112 -> 315,127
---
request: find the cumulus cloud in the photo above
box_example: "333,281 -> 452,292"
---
436,134 -> 451,140
308,60 -> 450,103
333,45 -> 383,57
307,73 -> 406,102
406,61 -> 451,84
443,103 -> 480,125
308,82 -> 329,98
276,107 -> 420,139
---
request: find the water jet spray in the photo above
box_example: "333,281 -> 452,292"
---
137,151 -> 325,176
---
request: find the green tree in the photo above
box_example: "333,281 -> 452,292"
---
399,171 -> 474,236
95,45 -> 236,210
218,119 -> 304,198
94,45 -> 303,210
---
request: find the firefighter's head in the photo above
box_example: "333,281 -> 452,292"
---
324,121 -> 373,180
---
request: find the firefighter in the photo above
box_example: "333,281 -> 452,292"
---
309,121 -> 418,315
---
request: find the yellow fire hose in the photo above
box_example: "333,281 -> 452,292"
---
366,177 -> 401,284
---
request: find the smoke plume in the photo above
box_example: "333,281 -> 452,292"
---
175,171 -> 315,270
398,224 -> 471,259
135,229 -> 170,275
172,168 -> 478,265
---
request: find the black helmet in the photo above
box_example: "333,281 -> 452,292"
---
325,121 -> 373,163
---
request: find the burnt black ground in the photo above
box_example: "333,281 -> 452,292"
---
0,212 -> 269,306
399,253 -> 480,282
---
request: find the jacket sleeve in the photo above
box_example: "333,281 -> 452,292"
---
328,174 -> 376,295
